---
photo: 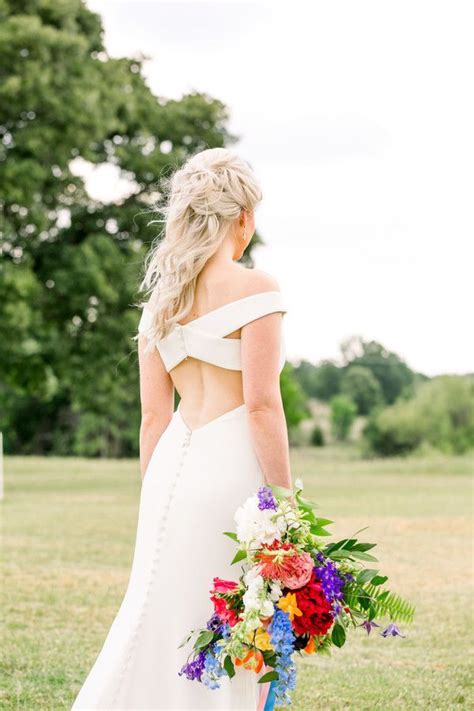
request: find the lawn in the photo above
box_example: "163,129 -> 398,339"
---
1,446 -> 472,710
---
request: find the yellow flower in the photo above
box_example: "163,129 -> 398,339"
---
254,627 -> 273,651
277,592 -> 303,621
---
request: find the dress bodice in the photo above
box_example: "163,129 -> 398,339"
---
137,290 -> 287,373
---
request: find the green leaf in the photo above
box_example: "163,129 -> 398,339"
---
341,538 -> 358,550
195,630 -> 214,649
231,549 -> 247,565
262,650 -> 277,665
324,537 -> 356,553
177,630 -> 196,649
311,525 -> 332,537
296,494 -> 319,510
315,517 -> 334,526
223,531 -> 238,541
223,655 -> 235,679
351,542 -> 377,552
356,569 -> 379,585
258,671 -> 280,684
270,484 -> 293,498
371,575 -> 388,586
331,623 -> 346,648
358,592 -> 371,610
327,549 -> 353,560
349,550 -> 378,562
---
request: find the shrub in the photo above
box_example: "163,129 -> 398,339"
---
310,425 -> 325,447
330,395 -> 357,441
363,375 -> 474,456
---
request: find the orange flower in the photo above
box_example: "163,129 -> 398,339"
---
304,636 -> 316,654
234,648 -> 264,673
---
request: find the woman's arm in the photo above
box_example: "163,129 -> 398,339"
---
240,290 -> 292,491
138,335 -> 174,481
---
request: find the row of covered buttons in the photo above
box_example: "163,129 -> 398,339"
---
111,428 -> 192,703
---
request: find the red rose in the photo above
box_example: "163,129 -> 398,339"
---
292,575 -> 333,636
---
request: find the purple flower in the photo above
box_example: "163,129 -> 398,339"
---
178,650 -> 206,681
206,613 -> 223,633
257,486 -> 277,511
380,623 -> 406,638
358,619 -> 381,635
313,560 -> 345,616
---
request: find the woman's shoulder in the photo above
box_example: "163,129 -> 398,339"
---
233,264 -> 281,297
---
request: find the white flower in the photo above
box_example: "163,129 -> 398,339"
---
294,477 -> 303,490
269,581 -> 282,602
243,566 -> 262,587
242,572 -> 264,612
246,614 -> 262,631
234,494 -> 286,547
260,599 -> 275,618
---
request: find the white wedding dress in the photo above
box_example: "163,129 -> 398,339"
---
71,291 -> 287,711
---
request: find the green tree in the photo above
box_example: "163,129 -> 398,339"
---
313,360 -> 343,401
330,394 -> 357,441
340,336 -> 416,405
0,0 -> 260,455
340,365 -> 383,415
280,363 -> 310,431
363,375 -> 474,456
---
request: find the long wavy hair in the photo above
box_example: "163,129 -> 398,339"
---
134,147 -> 262,352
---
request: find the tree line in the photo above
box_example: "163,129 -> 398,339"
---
1,2 -> 472,459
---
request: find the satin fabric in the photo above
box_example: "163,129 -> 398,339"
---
72,403 -> 269,710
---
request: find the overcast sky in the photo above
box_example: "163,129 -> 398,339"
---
86,0 -> 473,376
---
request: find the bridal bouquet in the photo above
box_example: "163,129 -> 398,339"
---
178,480 -> 415,707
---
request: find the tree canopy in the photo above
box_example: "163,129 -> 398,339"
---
0,0 -> 265,456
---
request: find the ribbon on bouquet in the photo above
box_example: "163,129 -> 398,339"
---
257,676 -> 276,711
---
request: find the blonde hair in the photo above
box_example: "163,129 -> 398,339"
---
135,147 -> 262,352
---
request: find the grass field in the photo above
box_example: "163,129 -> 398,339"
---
1,446 -> 473,710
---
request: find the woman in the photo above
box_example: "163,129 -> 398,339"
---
71,148 -> 293,710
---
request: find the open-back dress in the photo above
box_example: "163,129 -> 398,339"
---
71,290 -> 287,710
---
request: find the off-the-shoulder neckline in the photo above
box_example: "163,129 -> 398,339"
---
176,290 -> 283,327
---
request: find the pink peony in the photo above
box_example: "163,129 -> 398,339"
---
256,542 -> 314,590
279,551 -> 314,590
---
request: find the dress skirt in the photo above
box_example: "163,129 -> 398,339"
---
71,403 -> 267,710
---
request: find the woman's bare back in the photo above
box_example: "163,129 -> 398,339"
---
169,261 -> 280,432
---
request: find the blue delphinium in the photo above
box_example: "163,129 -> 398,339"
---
201,644 -> 227,689
220,622 -> 231,639
257,486 -> 277,511
267,607 -> 297,706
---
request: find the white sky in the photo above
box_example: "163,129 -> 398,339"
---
86,0 -> 473,376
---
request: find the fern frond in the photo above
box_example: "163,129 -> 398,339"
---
364,583 -> 416,623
